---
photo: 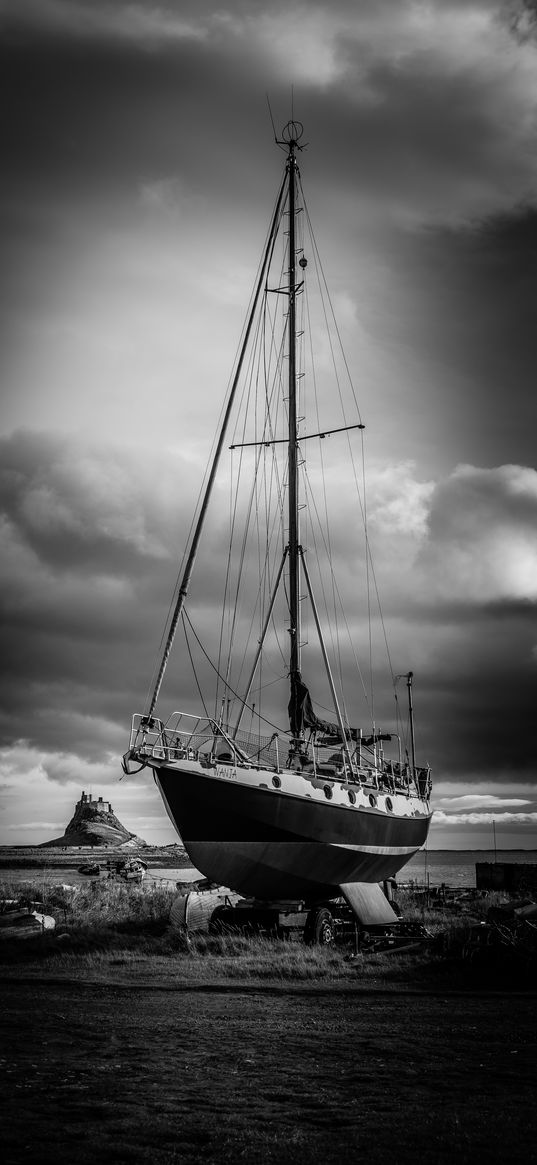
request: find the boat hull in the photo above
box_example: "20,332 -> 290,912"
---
154,760 -> 431,900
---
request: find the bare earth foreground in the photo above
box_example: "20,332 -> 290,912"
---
1,978 -> 536,1165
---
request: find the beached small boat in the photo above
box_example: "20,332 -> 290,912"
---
77,863 -> 101,877
123,121 -> 433,904
0,908 -> 56,939
116,858 -> 147,883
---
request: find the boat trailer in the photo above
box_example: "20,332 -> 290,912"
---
170,879 -> 429,950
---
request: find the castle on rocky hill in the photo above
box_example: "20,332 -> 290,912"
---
79,791 -> 112,813
41,790 -> 147,849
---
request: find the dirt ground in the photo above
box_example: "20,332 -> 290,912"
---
1,977 -> 536,1165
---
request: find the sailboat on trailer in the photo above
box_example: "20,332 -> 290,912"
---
123,121 -> 433,901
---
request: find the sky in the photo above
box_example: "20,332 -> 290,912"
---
1,0 -> 537,850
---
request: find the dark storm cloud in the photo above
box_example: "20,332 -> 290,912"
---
418,463 -> 537,603
1,1 -> 537,842
411,613 -> 537,777
4,2 -> 537,438
400,463 -> 537,779
0,428 -> 293,760
0,430 -> 175,571
4,428 -> 535,788
373,211 -> 537,472
3,0 -> 537,221
315,459 -> 537,784
0,2 -> 285,206
0,430 -> 206,757
0,26 -> 208,197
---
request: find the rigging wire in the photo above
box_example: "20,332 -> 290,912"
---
149,148 -> 404,752
214,284 -> 269,721
218,228 -> 289,714
217,181 -> 310,725
300,176 -> 363,423
302,275 -> 353,723
300,186 -> 370,650
299,178 -> 398,706
301,465 -> 370,726
182,608 -> 290,738
142,469 -> 213,715
145,166 -> 288,718
220,356 -> 279,716
182,611 -> 210,720
212,189 -> 289,721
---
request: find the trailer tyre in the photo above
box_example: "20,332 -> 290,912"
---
208,905 -> 229,935
306,907 -> 335,947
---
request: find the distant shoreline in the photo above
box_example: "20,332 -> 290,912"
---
0,845 -> 192,870
0,844 -> 535,873
1,844 -> 536,855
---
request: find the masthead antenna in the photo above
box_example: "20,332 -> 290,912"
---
275,119 -> 306,152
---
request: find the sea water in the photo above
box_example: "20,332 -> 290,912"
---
401,849 -> 537,888
2,851 -> 536,890
152,851 -> 537,890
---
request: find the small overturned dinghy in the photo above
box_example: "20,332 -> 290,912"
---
170,882 -> 241,935
0,908 -> 56,940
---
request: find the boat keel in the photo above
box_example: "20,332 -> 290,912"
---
339,881 -> 400,926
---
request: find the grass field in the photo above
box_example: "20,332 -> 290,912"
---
1,878 -> 534,990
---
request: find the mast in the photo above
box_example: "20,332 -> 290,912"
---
407,671 -> 417,779
283,120 -> 303,734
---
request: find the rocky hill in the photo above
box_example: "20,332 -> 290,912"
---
41,791 -> 147,848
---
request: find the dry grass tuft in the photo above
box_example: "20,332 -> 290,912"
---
1,880 -> 533,988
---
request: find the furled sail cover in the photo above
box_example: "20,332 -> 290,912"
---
288,672 -> 338,737
288,672 -> 392,746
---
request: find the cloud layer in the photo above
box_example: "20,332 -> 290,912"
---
1,431 -> 536,785
1,0 -> 537,845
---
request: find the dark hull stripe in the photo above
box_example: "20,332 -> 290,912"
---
155,765 -> 431,898
156,766 -> 430,846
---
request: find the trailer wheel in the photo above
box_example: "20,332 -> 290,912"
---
208,905 -> 229,935
306,907 -> 335,947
